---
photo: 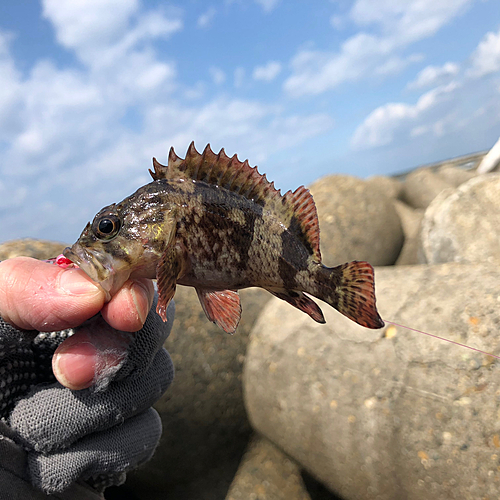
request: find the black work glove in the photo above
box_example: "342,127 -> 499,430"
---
0,297 -> 174,495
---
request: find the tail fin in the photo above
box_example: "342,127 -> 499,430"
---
318,261 -> 384,329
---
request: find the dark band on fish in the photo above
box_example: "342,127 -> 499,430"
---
288,215 -> 314,256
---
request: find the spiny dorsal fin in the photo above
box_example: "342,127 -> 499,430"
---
283,186 -> 321,262
150,142 -> 321,260
149,148 -> 182,181
149,142 -> 282,208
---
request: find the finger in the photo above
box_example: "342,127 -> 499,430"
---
100,278 -> 154,332
52,317 -> 135,390
0,257 -> 104,332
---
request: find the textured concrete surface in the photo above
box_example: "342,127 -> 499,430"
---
125,286 -> 270,500
309,175 -> 404,267
244,263 -> 500,500
393,200 -> 424,266
436,164 -> 475,187
402,167 -> 455,209
227,435 -> 311,500
0,239 -> 67,260
421,173 -> 500,265
364,175 -> 403,200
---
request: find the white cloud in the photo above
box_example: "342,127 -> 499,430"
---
352,102 -> 415,149
254,0 -> 280,13
375,53 -> 425,77
198,7 -> 216,28
42,0 -> 139,50
408,62 -> 459,89
0,30 -> 12,56
0,32 -> 23,139
253,61 -> 282,82
0,179 -> 27,210
351,82 -> 459,149
183,82 -> 205,100
350,0 -> 471,45
374,56 -> 411,76
330,15 -> 344,30
284,33 -> 394,96
468,28 -> 500,78
234,67 -> 246,88
210,67 -> 226,85
42,0 -> 182,69
410,125 -> 428,137
284,0 -> 473,97
39,0 -> 182,113
348,18 -> 500,159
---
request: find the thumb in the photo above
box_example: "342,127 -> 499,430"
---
52,316 -> 135,391
0,257 -> 105,332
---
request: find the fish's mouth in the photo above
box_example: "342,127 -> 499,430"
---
63,244 -> 121,301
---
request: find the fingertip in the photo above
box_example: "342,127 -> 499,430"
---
58,268 -> 102,297
131,278 -> 155,323
101,279 -> 154,332
53,341 -> 97,390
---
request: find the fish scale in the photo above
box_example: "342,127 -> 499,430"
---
64,143 -> 384,333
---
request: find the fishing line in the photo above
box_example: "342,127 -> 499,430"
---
383,319 -> 500,361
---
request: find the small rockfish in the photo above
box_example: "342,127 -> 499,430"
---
64,143 -> 384,333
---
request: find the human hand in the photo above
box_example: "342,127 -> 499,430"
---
0,257 -> 175,495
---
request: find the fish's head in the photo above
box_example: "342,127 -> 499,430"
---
64,190 -> 176,300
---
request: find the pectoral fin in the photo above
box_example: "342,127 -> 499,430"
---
196,289 -> 241,334
156,243 -> 188,321
269,290 -> 325,324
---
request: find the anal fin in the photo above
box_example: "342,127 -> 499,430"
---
196,289 -> 241,334
269,290 -> 325,324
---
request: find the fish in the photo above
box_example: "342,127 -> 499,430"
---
64,143 -> 385,334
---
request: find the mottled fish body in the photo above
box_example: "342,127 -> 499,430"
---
64,143 -> 384,333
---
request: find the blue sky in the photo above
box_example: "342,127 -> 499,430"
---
1,0 -> 500,244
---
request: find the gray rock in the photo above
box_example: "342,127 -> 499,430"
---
402,167 -> 452,209
393,200 -> 424,265
226,435 -> 311,500
436,164 -> 475,187
0,239 -> 67,260
244,263 -> 500,500
309,175 -> 403,266
364,175 -> 403,200
421,173 -> 500,265
125,286 -> 270,500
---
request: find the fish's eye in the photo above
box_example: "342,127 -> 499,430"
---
93,214 -> 121,240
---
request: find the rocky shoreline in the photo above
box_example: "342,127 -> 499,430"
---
1,151 -> 499,500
